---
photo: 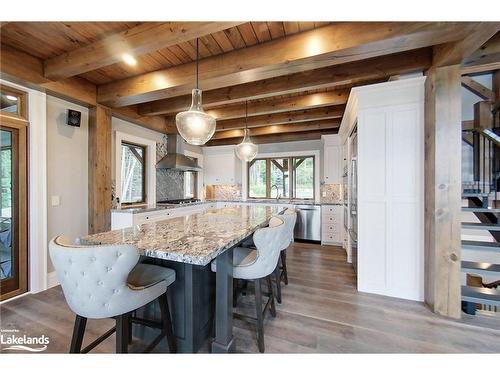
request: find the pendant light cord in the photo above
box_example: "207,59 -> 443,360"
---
245,100 -> 248,130
196,38 -> 199,90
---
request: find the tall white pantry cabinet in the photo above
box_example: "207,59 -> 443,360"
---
340,77 -> 425,302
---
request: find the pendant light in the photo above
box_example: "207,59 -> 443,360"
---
236,101 -> 258,162
175,38 -> 216,146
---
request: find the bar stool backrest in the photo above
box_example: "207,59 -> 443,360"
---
49,236 -> 141,319
248,217 -> 287,279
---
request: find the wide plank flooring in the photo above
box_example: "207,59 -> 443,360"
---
1,243 -> 499,353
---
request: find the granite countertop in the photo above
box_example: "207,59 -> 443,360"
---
83,205 -> 281,266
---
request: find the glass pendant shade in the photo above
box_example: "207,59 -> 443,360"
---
176,89 -> 216,146
236,128 -> 258,162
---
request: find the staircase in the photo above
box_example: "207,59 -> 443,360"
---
461,102 -> 500,315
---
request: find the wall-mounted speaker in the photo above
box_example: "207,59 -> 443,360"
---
67,109 -> 81,127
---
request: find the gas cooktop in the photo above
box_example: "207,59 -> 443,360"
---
156,198 -> 201,206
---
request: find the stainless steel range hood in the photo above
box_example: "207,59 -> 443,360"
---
156,135 -> 202,171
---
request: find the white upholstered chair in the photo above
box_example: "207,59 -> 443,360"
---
49,236 -> 176,353
211,216 -> 287,352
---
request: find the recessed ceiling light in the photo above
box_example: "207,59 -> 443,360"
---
122,53 -> 137,66
5,95 -> 18,101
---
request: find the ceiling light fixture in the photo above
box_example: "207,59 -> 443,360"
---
122,53 -> 137,66
175,38 -> 216,146
5,95 -> 18,101
235,101 -> 258,162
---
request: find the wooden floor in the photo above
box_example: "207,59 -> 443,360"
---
1,243 -> 499,353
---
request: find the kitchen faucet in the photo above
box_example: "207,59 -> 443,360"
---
271,184 -> 281,201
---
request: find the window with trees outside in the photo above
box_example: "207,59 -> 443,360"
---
121,142 -> 146,205
248,156 -> 315,200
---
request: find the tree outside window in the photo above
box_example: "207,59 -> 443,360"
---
121,142 -> 146,204
248,156 -> 314,200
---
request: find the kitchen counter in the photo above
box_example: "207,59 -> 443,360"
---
84,205 -> 281,266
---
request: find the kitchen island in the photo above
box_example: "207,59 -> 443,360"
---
83,204 -> 281,353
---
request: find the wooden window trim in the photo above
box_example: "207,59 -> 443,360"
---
120,141 -> 147,206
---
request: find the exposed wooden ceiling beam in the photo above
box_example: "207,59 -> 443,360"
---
433,23 -> 500,67
461,32 -> 500,75
212,119 -> 341,140
207,129 -> 336,146
461,76 -> 496,101
44,22 -> 243,81
203,90 -> 350,121
0,43 -> 169,133
98,22 -> 475,107
214,105 -> 345,131
138,48 -> 432,116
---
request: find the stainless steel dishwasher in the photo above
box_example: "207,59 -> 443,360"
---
294,204 -> 321,242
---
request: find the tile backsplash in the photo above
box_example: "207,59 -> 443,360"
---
206,184 -> 242,201
320,183 -> 342,204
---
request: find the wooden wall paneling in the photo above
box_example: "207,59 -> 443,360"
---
424,64 -> 462,319
43,22 -> 242,80
212,119 -> 341,139
88,105 -> 112,234
215,106 -> 345,130
98,23 -> 473,107
207,129 -> 336,146
461,76 -> 496,101
205,90 -> 350,120
139,48 -> 431,116
433,23 -> 500,68
0,44 -> 169,134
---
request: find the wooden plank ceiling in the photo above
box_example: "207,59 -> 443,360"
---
1,21 -> 499,145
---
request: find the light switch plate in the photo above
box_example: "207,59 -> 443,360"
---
322,192 -> 327,197
51,195 -> 60,206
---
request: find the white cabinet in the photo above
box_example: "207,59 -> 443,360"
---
203,147 -> 241,185
339,77 -> 425,302
322,135 -> 342,184
321,205 -> 342,245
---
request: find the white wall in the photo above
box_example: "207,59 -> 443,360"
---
46,96 -> 89,272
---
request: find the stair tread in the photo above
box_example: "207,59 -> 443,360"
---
462,240 -> 500,251
462,261 -> 500,273
461,285 -> 500,306
462,222 -> 500,230
462,207 -> 500,213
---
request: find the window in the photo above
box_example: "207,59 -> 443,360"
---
293,157 -> 314,199
120,142 -> 146,205
248,156 -> 315,200
0,86 -> 27,119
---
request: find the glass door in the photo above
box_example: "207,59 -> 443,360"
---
0,98 -> 28,300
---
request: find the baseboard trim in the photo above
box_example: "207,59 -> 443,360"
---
47,271 -> 59,289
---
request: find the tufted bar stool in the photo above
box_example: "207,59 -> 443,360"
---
211,216 -> 287,352
274,208 -> 297,304
49,236 -> 177,354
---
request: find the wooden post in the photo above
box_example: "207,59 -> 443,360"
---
88,105 -> 112,234
424,64 -> 462,319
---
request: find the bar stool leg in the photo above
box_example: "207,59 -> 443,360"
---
69,315 -> 87,353
254,279 -> 265,353
266,275 -> 277,317
116,313 -> 130,353
274,266 -> 282,304
281,251 -> 288,285
159,292 -> 177,353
